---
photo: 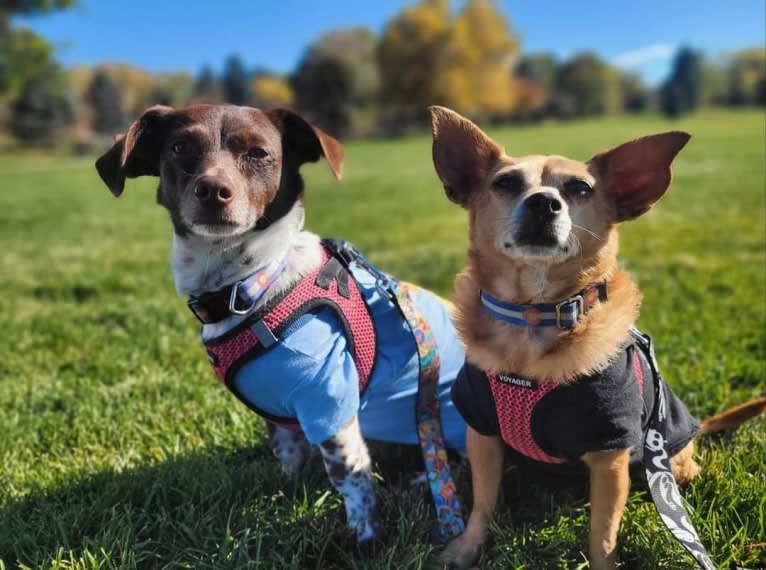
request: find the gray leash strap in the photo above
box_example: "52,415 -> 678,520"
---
633,329 -> 716,570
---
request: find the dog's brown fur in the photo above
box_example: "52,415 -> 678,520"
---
96,104 -> 342,239
431,106 -> 765,569
453,255 -> 640,381
430,103 -> 677,383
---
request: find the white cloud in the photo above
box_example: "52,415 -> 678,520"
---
613,43 -> 675,68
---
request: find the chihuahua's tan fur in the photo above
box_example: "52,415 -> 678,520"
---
430,106 -> 765,569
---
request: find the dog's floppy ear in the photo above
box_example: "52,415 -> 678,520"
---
430,106 -> 502,207
267,109 -> 344,180
95,105 -> 175,196
591,131 -> 690,221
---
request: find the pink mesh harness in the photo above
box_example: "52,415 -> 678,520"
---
486,351 -> 646,464
203,246 -> 377,424
488,374 -> 565,464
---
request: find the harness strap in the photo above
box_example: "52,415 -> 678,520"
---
202,246 -> 377,423
632,329 -> 715,570
325,239 -> 465,542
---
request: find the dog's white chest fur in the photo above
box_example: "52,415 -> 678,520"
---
170,204 -> 323,340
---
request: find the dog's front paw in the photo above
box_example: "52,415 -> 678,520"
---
353,512 -> 383,558
353,513 -> 380,543
442,533 -> 483,569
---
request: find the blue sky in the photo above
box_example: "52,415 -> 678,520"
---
13,0 -> 766,85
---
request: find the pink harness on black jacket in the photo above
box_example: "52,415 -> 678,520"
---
486,347 -> 647,464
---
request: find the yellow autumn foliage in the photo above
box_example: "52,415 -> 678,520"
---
252,75 -> 293,108
379,0 -> 519,118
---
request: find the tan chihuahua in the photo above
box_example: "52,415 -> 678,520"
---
429,106 -> 766,569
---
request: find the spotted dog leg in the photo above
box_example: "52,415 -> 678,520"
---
266,421 -> 310,475
319,416 -> 380,544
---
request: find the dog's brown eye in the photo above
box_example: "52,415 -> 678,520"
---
564,179 -> 593,198
247,147 -> 268,159
171,140 -> 189,155
493,173 -> 524,194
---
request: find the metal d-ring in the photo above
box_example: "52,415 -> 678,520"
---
228,281 -> 256,315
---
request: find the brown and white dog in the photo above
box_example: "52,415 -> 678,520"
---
429,106 -> 766,569
94,104 -> 469,550
95,104 -> 383,542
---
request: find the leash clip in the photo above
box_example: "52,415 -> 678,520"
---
228,281 -> 257,315
332,240 -> 393,299
555,295 -> 584,329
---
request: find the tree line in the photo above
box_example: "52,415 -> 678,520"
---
1,0 -> 764,148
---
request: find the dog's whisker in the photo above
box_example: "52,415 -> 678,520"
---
572,224 -> 601,241
573,234 -> 583,259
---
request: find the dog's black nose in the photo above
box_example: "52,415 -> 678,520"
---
195,178 -> 233,207
524,193 -> 562,219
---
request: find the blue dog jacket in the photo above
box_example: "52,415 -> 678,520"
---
202,247 -> 468,449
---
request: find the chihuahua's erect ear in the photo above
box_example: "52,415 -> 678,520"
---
95,105 -> 175,196
267,109 -> 344,180
429,106 -> 502,206
591,131 -> 690,221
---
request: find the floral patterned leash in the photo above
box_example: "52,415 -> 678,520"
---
632,328 -> 715,570
392,281 -> 466,542
324,239 -> 465,542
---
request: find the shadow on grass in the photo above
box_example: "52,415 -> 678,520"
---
0,441 -> 663,569
0,442 -> 451,569
1,444 -> 331,568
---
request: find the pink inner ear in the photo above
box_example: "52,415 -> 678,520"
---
612,171 -> 654,197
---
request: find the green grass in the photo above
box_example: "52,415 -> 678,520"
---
1,109 -> 764,569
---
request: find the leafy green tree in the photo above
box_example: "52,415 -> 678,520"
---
620,72 -> 649,113
553,52 -> 622,117
377,0 -> 451,117
154,71 -> 194,108
221,55 -> 249,105
660,47 -> 702,117
292,28 -> 377,136
513,53 -> 557,119
97,63 -> 154,117
700,60 -> 729,106
292,56 -> 352,137
0,27 -> 55,100
310,28 -> 378,107
0,0 -> 75,31
515,53 -> 557,93
9,72 -> 71,145
1,0 -> 76,145
87,69 -> 124,134
726,48 -> 766,105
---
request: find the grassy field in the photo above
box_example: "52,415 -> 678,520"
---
0,109 -> 764,569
